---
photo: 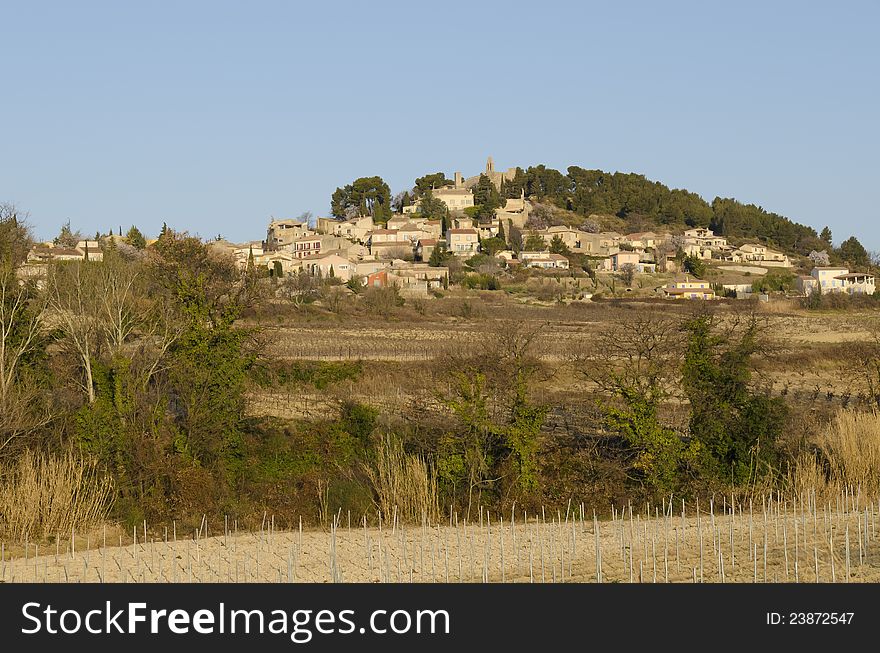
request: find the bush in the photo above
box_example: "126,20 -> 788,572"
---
365,434 -> 439,524
0,449 -> 114,539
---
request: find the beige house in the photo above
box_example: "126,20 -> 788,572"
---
405,187 -> 475,214
683,227 -> 727,249
422,220 -> 443,239
416,239 -> 438,262
578,231 -> 622,256
300,252 -> 353,281
662,277 -> 715,300
598,250 -> 655,273
316,215 -> 374,242
386,215 -> 411,229
266,219 -> 313,250
288,235 -> 322,259
232,242 -> 264,268
397,223 -> 431,244
354,259 -> 388,278
730,244 -> 791,267
622,232 -> 664,249
524,253 -> 570,270
446,228 -> 479,256
367,229 -> 404,244
538,226 -> 582,250
799,267 -> 875,295
27,244 -> 94,263
370,241 -> 414,260
494,193 -> 531,230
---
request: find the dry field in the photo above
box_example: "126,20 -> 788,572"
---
247,300 -> 880,421
4,492 -> 880,583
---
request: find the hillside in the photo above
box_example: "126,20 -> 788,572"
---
500,165 -> 835,259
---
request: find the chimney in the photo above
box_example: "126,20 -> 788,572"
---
454,171 -> 463,188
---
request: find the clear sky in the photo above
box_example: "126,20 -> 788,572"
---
2,1 -> 878,248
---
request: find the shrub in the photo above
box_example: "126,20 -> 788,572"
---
365,434 -> 439,524
0,449 -> 114,539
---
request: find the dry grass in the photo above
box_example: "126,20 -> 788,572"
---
365,434 -> 439,525
0,449 -> 114,540
816,410 -> 880,494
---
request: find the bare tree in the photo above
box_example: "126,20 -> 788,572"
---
809,249 -> 831,267
620,263 -> 637,287
97,251 -> 142,355
0,266 -> 46,410
575,310 -> 684,404
46,262 -> 102,403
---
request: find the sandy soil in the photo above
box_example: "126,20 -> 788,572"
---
4,500 -> 880,583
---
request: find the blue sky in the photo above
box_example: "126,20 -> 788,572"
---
2,1 -> 878,248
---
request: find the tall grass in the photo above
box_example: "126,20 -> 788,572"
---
791,409 -> 880,498
0,449 -> 114,539
366,434 -> 439,525
818,410 -> 880,494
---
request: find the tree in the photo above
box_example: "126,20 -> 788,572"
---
54,220 -> 82,248
331,176 -> 392,221
125,226 -> 147,250
808,249 -> 831,267
417,190 -> 449,221
578,312 -> 689,494
46,261 -> 102,404
0,262 -> 50,455
548,235 -> 570,256
480,237 -> 507,257
820,226 -> 832,245
681,310 -> 787,485
523,232 -> 546,252
838,236 -> 869,268
472,174 -> 501,219
428,242 -> 450,267
620,263 -> 637,287
413,172 -> 449,197
0,203 -> 34,266
681,253 -> 706,277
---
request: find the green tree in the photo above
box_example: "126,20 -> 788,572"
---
523,232 -> 546,252
838,236 -> 869,268
583,313 -> 690,494
428,242 -> 451,267
480,237 -> 507,257
54,220 -> 82,248
417,190 -> 449,221
681,253 -> 706,277
331,176 -> 392,220
472,174 -> 501,219
820,226 -> 832,245
681,310 -> 787,486
126,226 -> 147,250
548,235 -> 570,256
413,172 -> 449,197
0,203 -> 33,266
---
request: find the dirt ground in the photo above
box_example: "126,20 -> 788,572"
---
4,496 -> 879,583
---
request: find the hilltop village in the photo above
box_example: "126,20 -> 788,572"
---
18,157 -> 877,304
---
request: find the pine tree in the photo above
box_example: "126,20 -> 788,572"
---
820,226 -> 832,245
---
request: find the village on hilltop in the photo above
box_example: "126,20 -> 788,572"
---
18,157 -> 876,303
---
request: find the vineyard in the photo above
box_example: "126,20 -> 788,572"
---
4,490 -> 880,583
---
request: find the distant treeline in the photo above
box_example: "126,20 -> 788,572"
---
498,165 -> 825,255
